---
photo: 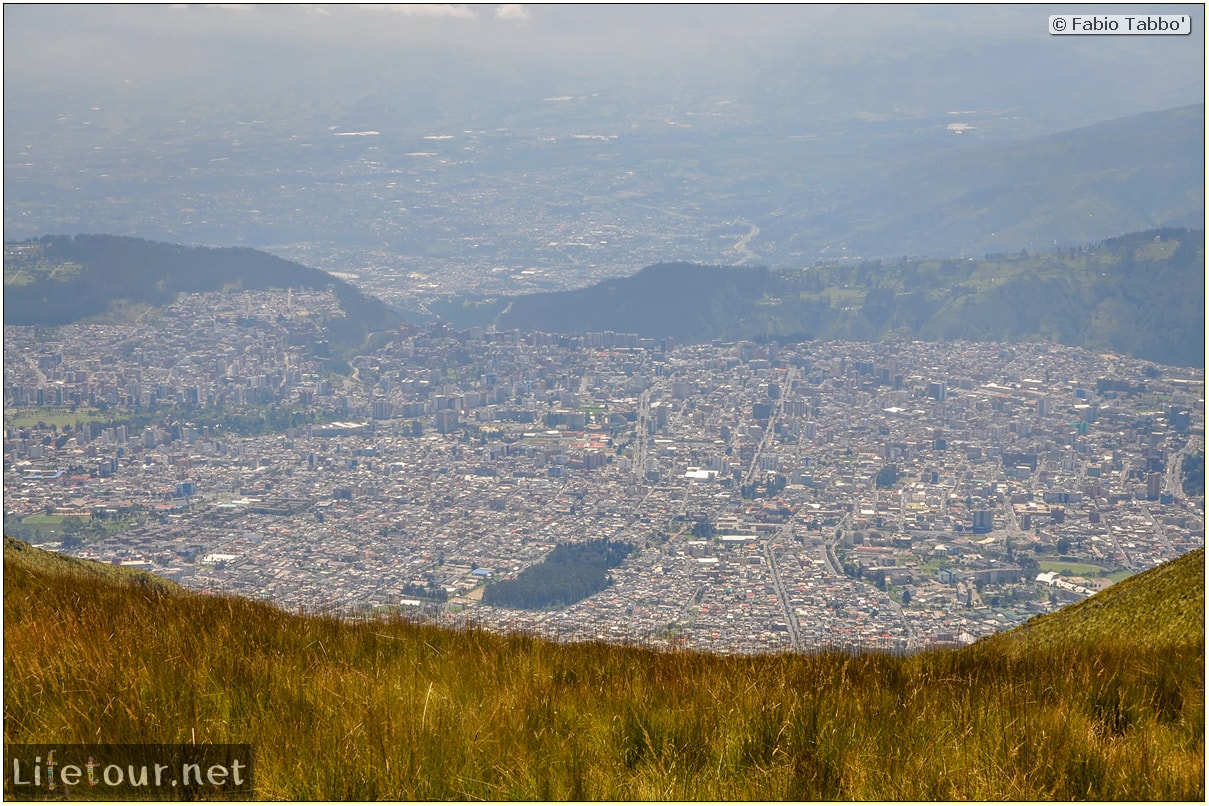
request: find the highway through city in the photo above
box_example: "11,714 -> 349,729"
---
742,365 -> 797,490
763,519 -> 802,650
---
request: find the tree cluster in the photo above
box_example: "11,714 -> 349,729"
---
400,581 -> 448,603
481,539 -> 634,610
1182,453 -> 1205,498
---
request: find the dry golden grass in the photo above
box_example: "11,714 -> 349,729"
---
4,538 -> 1203,800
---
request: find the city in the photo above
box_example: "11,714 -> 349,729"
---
4,285 -> 1204,654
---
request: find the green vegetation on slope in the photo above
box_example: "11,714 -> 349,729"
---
2,534 -> 181,595
3,538 -> 1202,801
3,235 -> 401,356
994,548 -> 1204,652
470,228 -> 1204,367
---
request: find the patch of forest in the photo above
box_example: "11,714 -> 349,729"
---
482,539 -> 635,610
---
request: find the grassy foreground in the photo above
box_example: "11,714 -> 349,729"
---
3,537 -> 1203,800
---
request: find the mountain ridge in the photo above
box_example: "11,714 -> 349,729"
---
437,227 -> 1205,367
780,103 -> 1205,260
6,228 -> 1204,367
3,234 -> 402,355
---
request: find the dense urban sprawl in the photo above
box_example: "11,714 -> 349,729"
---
4,287 -> 1203,653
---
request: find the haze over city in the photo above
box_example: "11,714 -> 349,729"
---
5,4 -> 1204,302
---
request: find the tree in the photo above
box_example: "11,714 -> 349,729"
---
1056,537 -> 1071,555
1182,453 -> 1204,497
900,588 -> 911,605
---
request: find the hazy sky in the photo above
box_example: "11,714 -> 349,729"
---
6,4 -> 1203,86
4,3 -> 1203,261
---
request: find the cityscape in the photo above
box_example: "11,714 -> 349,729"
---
2,6 -> 1203,799
5,283 -> 1203,654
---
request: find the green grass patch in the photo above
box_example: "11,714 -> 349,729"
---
1038,560 -> 1110,577
3,260 -> 84,286
4,407 -> 110,428
19,514 -> 66,525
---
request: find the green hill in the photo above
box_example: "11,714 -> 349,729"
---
3,537 -> 1202,800
2,534 -> 182,594
2,234 -> 401,355
993,547 -> 1205,652
441,227 -> 1204,367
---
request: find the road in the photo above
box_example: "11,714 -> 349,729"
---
730,222 -> 761,265
1142,504 -> 1174,554
23,355 -> 48,386
742,365 -> 796,489
633,388 -> 651,476
763,519 -> 802,650
1165,439 -> 1199,499
819,512 -> 848,578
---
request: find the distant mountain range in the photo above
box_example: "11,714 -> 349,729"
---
6,35 -> 1202,286
6,228 -> 1204,368
436,227 -> 1205,368
773,104 -> 1205,260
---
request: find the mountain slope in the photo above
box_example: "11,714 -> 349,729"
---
3,534 -> 182,594
466,228 -> 1205,366
778,103 -> 1206,259
3,537 -> 1202,801
993,547 -> 1204,652
2,234 -> 401,351
493,262 -> 797,343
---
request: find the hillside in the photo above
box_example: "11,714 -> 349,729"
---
2,234 -> 401,354
2,534 -> 182,594
481,262 -> 793,343
777,103 -> 1206,259
438,227 -> 1205,367
4,537 -> 1202,801
994,547 -> 1205,652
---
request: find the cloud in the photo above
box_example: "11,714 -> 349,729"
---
364,4 -> 478,20
495,4 -> 528,22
